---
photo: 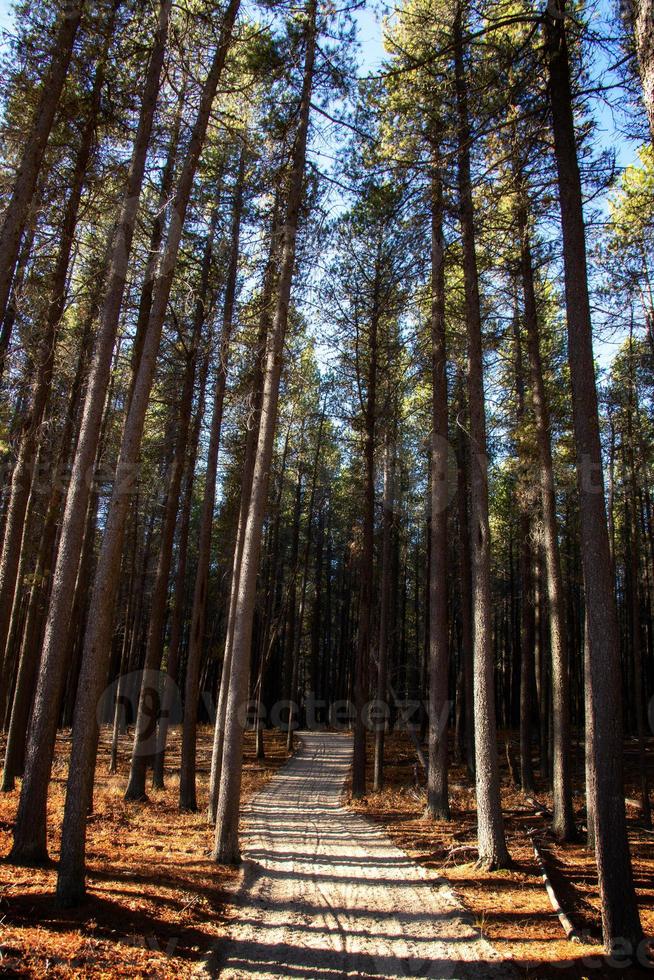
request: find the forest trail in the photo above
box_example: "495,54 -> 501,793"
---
210,731 -> 513,978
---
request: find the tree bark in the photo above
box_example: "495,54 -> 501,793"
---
0,2 -> 84,334
455,378 -> 475,776
510,299 -> 536,796
9,0 -> 173,868
179,152 -> 245,812
126,82 -> 186,412
425,141 -> 449,820
454,0 -> 509,869
352,288 -> 377,800
213,0 -> 316,863
625,0 -> 654,140
545,0 -> 642,947
373,432 -> 395,793
517,182 -> 575,838
626,337 -> 651,829
55,0 -> 240,905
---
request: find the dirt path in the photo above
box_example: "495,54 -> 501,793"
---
209,731 -> 513,978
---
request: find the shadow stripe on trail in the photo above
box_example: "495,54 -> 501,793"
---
207,731 -> 515,979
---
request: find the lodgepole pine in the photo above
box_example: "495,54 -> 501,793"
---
545,0 -> 642,947
425,138 -> 450,820
0,1 -> 84,336
213,0 -> 317,863
124,207 -> 219,803
453,0 -> 509,869
511,302 -> 536,796
207,198 -> 281,820
373,430 -> 395,793
55,0 -> 241,904
179,151 -> 245,812
9,0 -> 173,867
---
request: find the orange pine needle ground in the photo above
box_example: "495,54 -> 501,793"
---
0,726 -> 287,977
2,728 -> 654,977
349,732 -> 654,979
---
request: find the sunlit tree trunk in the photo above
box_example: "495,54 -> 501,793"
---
55,0 -> 240,904
0,2 -> 84,334
545,0 -> 642,947
8,0 -> 173,868
179,154 -> 245,812
213,0 -> 316,862
425,140 -> 449,820
624,0 -> 654,140
454,0 -> 509,869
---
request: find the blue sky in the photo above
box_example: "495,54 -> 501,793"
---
0,0 -> 11,32
0,0 -> 644,371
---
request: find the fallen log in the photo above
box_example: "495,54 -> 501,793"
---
527,831 -> 593,945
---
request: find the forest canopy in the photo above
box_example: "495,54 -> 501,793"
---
0,0 -> 653,964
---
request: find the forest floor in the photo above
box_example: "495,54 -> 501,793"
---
0,725 -> 288,977
349,730 -> 654,979
1,727 -> 653,977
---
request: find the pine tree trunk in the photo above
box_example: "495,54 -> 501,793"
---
152,339 -> 213,789
126,85 -> 186,412
207,211 -> 279,818
626,340 -> 651,829
545,0 -> 642,947
179,155 -> 245,812
626,0 -> 654,140
511,301 -> 536,796
518,184 -> 574,838
352,286 -> 377,800
425,143 -> 449,820
55,0 -> 240,905
283,444 -> 305,745
583,609 -> 596,850
0,217 -> 36,385
0,23 -> 112,670
454,1 -> 509,870
213,0 -> 316,863
455,378 -> 475,776
124,211 -> 216,802
373,433 -> 394,793
0,2 -> 83,331
9,0 -> 173,868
